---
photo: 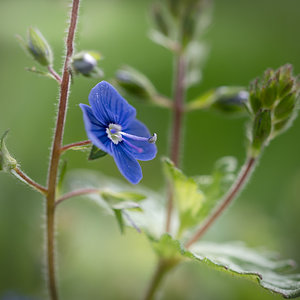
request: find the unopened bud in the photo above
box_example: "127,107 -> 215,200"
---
251,109 -> 272,155
151,4 -> 170,37
0,131 -> 17,172
115,66 -> 156,102
72,51 -> 102,77
274,92 -> 296,121
211,88 -> 248,115
26,27 -> 53,66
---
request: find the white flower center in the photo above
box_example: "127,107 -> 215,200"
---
106,123 -> 122,144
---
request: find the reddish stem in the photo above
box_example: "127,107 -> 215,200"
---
14,167 -> 48,194
55,188 -> 100,207
46,0 -> 80,299
60,140 -> 91,153
48,66 -> 62,84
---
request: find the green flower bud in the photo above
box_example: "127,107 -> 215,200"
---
0,131 -> 17,172
115,66 -> 157,102
274,92 -> 296,121
166,0 -> 181,18
211,89 -> 249,115
72,51 -> 103,77
26,27 -> 53,66
249,79 -> 262,114
251,109 -> 272,155
151,4 -> 170,37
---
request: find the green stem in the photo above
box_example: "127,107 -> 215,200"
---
143,259 -> 177,300
46,0 -> 80,299
185,156 -> 257,248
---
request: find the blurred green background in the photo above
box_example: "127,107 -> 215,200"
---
1,0 -> 300,299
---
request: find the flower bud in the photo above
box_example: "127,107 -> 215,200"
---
115,66 -> 157,102
274,92 -> 296,121
151,4 -> 170,37
0,131 -> 17,172
71,51 -> 103,77
26,27 -> 53,66
251,109 -> 272,155
211,88 -> 249,115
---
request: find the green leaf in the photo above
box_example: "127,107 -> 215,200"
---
151,234 -> 186,261
57,160 -> 68,193
196,156 -> 237,221
0,130 -> 17,172
88,145 -> 107,160
101,190 -> 146,205
149,29 -> 179,52
149,234 -> 300,299
163,158 -> 205,236
189,241 -> 300,299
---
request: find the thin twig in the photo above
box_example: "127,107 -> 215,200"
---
185,157 -> 257,249
46,0 -> 80,299
55,188 -> 101,207
13,167 -> 48,195
60,140 -> 91,153
165,54 -> 186,233
48,65 -> 62,84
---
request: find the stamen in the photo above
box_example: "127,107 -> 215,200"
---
148,133 -> 157,144
120,132 -> 157,144
106,123 -> 122,144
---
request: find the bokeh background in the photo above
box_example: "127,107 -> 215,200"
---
0,0 -> 300,299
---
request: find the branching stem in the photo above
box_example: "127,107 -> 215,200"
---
45,0 -> 80,299
60,140 -> 91,153
55,188 -> 101,207
13,167 -> 48,195
48,66 -> 62,84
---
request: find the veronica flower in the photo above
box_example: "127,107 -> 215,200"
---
80,81 -> 157,184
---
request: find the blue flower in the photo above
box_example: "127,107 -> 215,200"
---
80,81 -> 157,184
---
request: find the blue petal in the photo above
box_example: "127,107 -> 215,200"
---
89,81 -> 136,127
122,119 -> 157,161
79,104 -> 113,155
111,144 -> 142,184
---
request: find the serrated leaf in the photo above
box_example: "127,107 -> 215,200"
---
189,241 -> 300,299
151,234 -> 185,261
196,156 -> 237,221
163,158 -> 205,236
88,145 -> 107,160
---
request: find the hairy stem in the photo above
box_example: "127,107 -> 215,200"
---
48,66 -> 62,84
60,139 -> 91,153
13,167 -> 48,195
185,156 -> 257,248
165,53 -> 186,233
55,188 -> 100,207
46,0 -> 80,299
